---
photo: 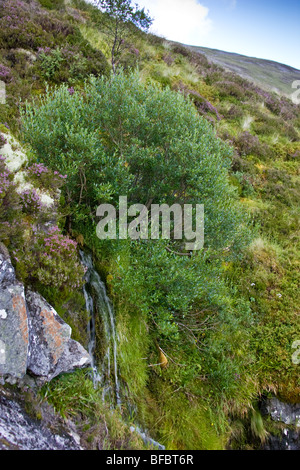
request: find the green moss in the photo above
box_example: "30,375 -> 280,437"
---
37,0 -> 65,10
23,391 -> 43,421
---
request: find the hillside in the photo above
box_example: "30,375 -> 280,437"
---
184,44 -> 300,97
0,0 -> 299,451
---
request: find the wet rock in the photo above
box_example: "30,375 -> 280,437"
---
264,428 -> 300,451
129,425 -> 165,450
261,397 -> 300,450
262,397 -> 300,427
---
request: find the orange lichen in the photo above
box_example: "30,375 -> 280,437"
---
40,309 -> 68,365
12,294 -> 28,347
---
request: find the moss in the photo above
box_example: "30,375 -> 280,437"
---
23,390 -> 43,421
37,0 -> 65,10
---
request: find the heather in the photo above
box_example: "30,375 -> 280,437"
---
26,162 -> 66,195
0,0 -> 109,133
0,155 -> 20,239
13,225 -> 86,289
0,150 -> 84,294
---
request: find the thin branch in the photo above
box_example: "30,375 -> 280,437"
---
165,246 -> 192,257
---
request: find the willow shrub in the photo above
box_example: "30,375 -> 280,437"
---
21,70 -> 250,251
21,70 -> 251,308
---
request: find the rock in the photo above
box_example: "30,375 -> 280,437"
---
0,248 -> 91,383
0,82 -> 5,105
262,397 -> 300,427
0,133 -> 27,173
52,339 -> 91,381
0,251 -> 29,380
0,388 -> 82,450
264,428 -> 300,451
261,396 -> 300,450
26,290 -> 90,381
14,48 -> 37,63
26,290 -> 72,378
0,131 -> 54,208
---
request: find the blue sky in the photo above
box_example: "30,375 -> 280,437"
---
141,0 -> 300,70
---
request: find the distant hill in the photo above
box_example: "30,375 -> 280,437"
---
182,44 -> 300,97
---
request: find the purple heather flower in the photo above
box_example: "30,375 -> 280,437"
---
0,64 -> 11,80
0,134 -> 7,147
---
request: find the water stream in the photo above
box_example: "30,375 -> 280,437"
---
80,250 -> 165,450
80,250 -> 121,406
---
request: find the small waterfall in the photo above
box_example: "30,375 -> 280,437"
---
80,251 -> 121,406
80,250 -> 165,450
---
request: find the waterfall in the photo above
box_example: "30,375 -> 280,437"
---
80,250 -> 121,406
80,250 -> 165,450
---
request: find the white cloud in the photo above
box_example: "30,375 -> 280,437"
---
141,0 -> 213,45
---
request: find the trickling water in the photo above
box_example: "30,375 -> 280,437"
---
80,251 -> 121,406
80,250 -> 165,450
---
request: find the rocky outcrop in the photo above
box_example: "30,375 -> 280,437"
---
0,247 -> 29,379
0,132 -> 27,173
0,130 -> 55,208
0,245 -> 91,384
261,397 -> 300,450
263,397 -> 300,427
264,428 -> 300,451
0,386 -> 82,450
26,290 -> 91,381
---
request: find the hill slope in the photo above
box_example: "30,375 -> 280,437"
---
183,44 -> 300,97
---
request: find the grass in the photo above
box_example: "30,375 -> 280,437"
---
40,369 -> 146,450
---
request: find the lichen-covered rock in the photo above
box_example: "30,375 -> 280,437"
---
26,290 -> 72,378
0,246 -> 91,383
26,290 -> 91,381
0,387 -> 82,450
0,131 -> 55,208
0,133 -> 27,172
51,338 -> 92,381
0,251 -> 29,380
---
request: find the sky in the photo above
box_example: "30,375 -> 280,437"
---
140,0 -> 300,70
